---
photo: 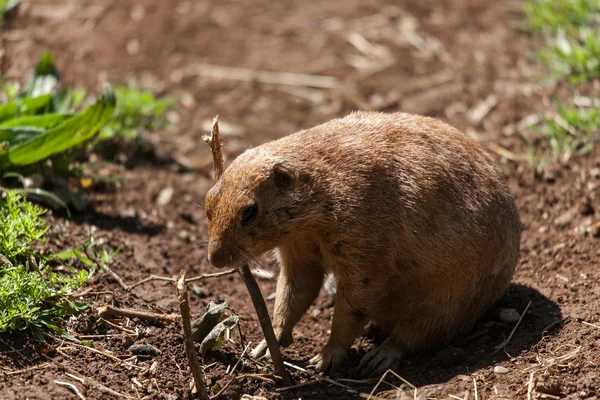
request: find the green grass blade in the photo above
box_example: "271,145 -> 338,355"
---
0,113 -> 72,129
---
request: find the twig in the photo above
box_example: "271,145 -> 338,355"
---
101,318 -> 138,335
362,369 -> 417,400
55,381 -> 86,400
276,380 -> 320,392
63,342 -> 144,370
493,301 -> 532,354
127,269 -> 236,291
3,362 -> 51,376
98,305 -> 180,323
204,116 -> 291,386
188,63 -> 339,89
84,247 -> 128,290
473,377 -> 478,400
238,265 -> 291,385
229,342 -> 252,374
581,321 -> 600,330
203,116 -> 225,180
49,358 -> 134,399
527,372 -> 535,400
177,272 -> 210,400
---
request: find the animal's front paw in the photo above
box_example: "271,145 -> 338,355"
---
307,343 -> 348,375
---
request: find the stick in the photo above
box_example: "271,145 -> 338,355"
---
493,301 -> 532,354
188,63 -> 339,89
84,247 -> 128,291
527,372 -> 535,400
98,305 -> 180,323
49,359 -> 134,399
55,381 -> 86,400
238,265 -> 291,385
204,116 -> 291,386
203,116 -> 225,180
127,269 -> 236,290
177,272 -> 210,400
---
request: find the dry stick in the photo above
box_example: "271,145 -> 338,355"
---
127,269 -> 236,290
527,372 -> 535,400
3,362 -> 52,376
55,381 -> 86,400
49,358 -> 134,399
98,305 -> 180,323
204,116 -> 291,386
493,301 -> 532,354
84,247 -> 128,291
188,63 -> 339,89
177,272 -> 210,400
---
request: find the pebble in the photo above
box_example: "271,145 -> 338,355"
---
536,374 -> 561,396
191,284 -> 208,298
494,366 -> 509,374
554,208 -> 577,227
129,343 -> 161,357
156,186 -> 174,206
592,222 -> 600,238
498,308 -> 521,323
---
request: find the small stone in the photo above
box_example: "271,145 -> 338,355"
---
120,207 -> 137,218
156,186 -> 174,206
554,208 -> 577,227
126,38 -> 140,55
579,197 -> 595,216
129,343 -> 161,357
591,222 -> 600,238
311,309 -> 321,319
180,93 -> 196,109
494,366 -> 509,374
498,308 -> 521,323
130,4 -> 145,22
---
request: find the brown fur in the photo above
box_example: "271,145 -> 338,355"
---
204,111 -> 521,375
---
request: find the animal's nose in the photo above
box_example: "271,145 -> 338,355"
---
207,242 -> 231,268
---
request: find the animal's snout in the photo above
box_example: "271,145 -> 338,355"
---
207,242 -> 233,268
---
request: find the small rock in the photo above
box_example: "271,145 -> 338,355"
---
156,186 -> 174,206
180,93 -> 196,109
130,4 -> 145,22
120,207 -> 137,218
311,309 -> 321,319
579,197 -> 595,216
592,222 -> 600,238
494,366 -> 509,374
554,208 -> 577,227
126,38 -> 140,55
129,343 -> 161,357
498,308 -> 521,323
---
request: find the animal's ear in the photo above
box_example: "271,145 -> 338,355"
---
272,163 -> 295,190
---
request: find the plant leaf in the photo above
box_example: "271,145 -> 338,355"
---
1,83 -> 115,167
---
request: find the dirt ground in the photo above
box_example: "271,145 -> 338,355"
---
1,0 -> 600,399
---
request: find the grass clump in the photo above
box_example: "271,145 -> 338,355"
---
0,189 -> 88,333
524,0 -> 600,34
538,28 -> 600,83
541,101 -> 600,161
99,85 -> 172,142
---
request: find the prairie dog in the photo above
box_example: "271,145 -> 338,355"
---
204,111 -> 521,376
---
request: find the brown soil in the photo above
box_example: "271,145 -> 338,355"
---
1,0 -> 600,399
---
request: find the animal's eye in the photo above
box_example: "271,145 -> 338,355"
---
241,204 -> 258,225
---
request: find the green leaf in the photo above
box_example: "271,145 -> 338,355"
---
0,94 -> 53,123
54,248 -> 94,266
1,83 -> 116,167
